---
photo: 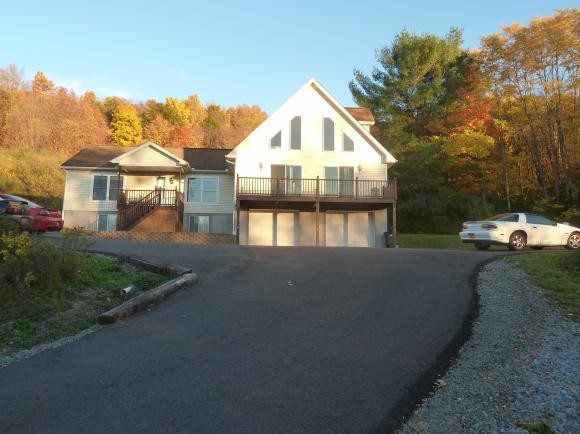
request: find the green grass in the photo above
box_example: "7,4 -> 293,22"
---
397,233 -> 506,251
511,253 -> 580,321
0,253 -> 166,355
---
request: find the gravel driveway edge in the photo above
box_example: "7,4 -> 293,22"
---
397,258 -> 579,434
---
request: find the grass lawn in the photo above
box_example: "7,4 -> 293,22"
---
510,253 -> 580,321
398,233 -> 507,251
0,253 -> 166,356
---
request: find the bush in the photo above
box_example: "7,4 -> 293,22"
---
0,216 -> 21,234
0,233 -> 82,312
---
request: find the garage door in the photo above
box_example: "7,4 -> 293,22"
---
325,213 -> 345,247
347,213 -> 369,247
276,213 -> 295,246
325,212 -> 369,247
248,212 -> 273,245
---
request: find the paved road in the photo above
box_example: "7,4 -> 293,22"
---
0,240 -> 501,434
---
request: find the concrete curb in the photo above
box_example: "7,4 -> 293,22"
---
98,272 -> 198,325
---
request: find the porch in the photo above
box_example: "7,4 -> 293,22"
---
235,177 -> 397,247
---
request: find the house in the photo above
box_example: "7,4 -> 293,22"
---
60,144 -> 234,234
60,79 -> 397,247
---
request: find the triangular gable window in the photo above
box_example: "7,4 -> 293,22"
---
270,131 -> 281,149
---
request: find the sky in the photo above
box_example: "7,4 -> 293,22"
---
1,0 -> 577,113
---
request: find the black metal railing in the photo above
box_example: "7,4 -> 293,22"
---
117,188 -> 182,230
237,177 -> 396,201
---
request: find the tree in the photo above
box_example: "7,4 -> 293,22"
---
350,28 -> 464,144
32,71 -> 55,94
162,97 -> 191,126
0,64 -> 25,91
110,104 -> 142,146
143,114 -> 174,146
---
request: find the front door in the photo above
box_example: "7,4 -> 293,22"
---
271,165 -> 285,195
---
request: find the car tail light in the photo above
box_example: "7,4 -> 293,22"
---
481,223 -> 498,230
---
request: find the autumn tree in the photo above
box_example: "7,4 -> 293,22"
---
32,71 -> 55,94
480,8 -> 579,208
110,103 -> 142,146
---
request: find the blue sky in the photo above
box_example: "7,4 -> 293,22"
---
1,0 -> 576,112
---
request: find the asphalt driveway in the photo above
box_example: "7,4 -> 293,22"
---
0,241 -> 500,433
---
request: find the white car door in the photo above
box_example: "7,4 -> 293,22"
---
525,214 -> 558,246
523,214 -> 543,246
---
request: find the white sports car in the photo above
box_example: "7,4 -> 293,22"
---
459,213 -> 580,251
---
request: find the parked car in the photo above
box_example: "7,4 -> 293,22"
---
459,212 -> 580,251
0,194 -> 63,232
0,198 -> 34,231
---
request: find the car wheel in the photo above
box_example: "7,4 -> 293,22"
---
474,242 -> 490,251
508,231 -> 527,251
531,246 -> 544,250
565,232 -> 580,250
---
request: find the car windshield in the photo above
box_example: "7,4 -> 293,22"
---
487,213 -> 519,222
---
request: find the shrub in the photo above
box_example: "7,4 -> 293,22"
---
0,216 -> 21,234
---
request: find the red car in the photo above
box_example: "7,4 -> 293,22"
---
0,194 -> 63,232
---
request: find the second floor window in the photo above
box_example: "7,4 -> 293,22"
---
323,117 -> 334,151
290,116 -> 301,150
343,133 -> 354,152
270,131 -> 281,149
187,177 -> 218,203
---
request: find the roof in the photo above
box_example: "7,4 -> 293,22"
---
62,145 -> 231,171
344,107 -> 375,123
182,148 -> 230,171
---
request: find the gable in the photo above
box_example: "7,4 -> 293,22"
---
227,79 -> 396,165
110,141 -> 189,169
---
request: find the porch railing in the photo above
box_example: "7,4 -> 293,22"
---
237,177 -> 397,201
117,188 -> 181,230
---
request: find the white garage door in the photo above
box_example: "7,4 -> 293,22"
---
325,212 -> 369,247
325,213 -> 345,247
347,213 -> 369,247
248,212 -> 273,245
276,213 -> 295,246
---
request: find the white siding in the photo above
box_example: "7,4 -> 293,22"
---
117,146 -> 180,168
62,169 -> 118,213
232,84 -> 388,182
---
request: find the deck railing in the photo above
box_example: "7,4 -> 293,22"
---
237,177 -> 396,201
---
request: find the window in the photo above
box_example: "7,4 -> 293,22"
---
489,213 -> 520,222
187,177 -> 218,203
190,215 -> 210,233
93,175 -> 123,201
97,214 -> 116,231
270,131 -> 281,149
343,133 -> 354,152
287,165 -> 302,194
525,214 -> 554,225
188,214 -> 233,234
324,167 -> 339,195
290,116 -> 301,149
109,177 -> 124,201
323,118 -> 334,151
97,214 -> 109,231
92,176 -> 108,201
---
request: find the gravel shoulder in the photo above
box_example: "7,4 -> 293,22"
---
398,258 -> 579,434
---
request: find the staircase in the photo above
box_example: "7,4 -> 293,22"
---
117,189 -> 183,232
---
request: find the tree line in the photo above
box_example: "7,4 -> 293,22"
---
351,9 -> 579,231
0,67 -> 267,152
